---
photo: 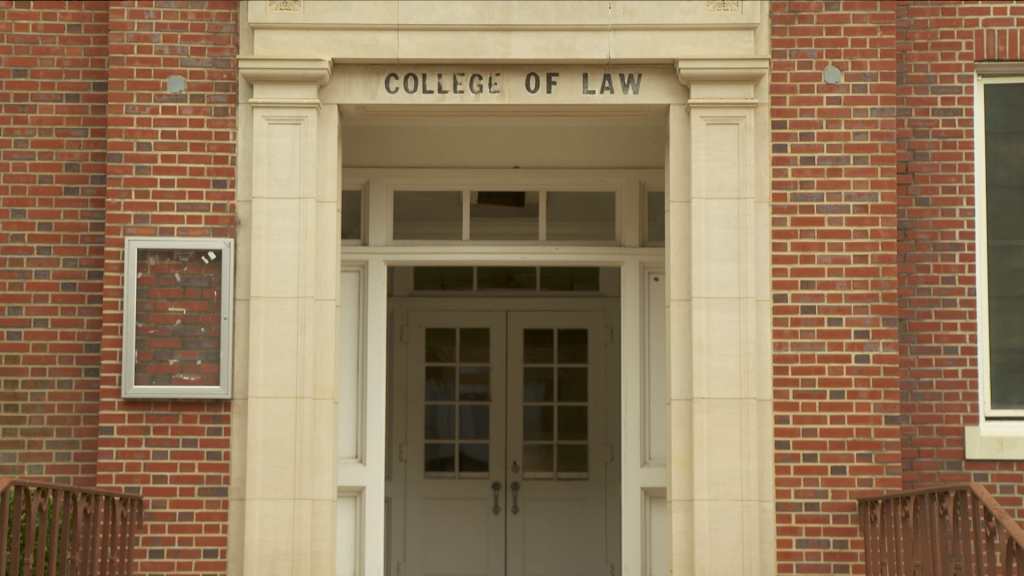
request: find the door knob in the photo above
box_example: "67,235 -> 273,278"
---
491,481 -> 502,515
511,481 -> 521,515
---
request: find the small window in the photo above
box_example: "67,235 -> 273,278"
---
646,190 -> 665,245
470,191 -> 540,241
546,192 -> 616,241
393,191 -> 463,240
342,189 -> 363,243
122,237 -> 234,399
978,77 -> 1024,418
406,267 -> 605,294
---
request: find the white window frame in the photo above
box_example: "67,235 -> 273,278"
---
121,237 -> 235,399
385,179 -> 624,246
968,66 -> 1024,457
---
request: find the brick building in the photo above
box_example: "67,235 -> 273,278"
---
1,1 -> 1023,575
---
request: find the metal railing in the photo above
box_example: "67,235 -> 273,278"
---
1,478 -> 144,576
858,483 -> 1024,576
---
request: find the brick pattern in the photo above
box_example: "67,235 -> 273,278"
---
896,0 -> 1024,515
97,2 -> 238,574
0,0 -> 107,486
133,248 -> 223,389
770,2 -> 902,574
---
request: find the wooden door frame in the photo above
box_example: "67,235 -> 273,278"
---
339,251 -> 664,576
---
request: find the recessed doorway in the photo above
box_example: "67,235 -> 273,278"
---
386,267 -> 622,576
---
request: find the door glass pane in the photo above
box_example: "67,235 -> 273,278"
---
557,445 -> 588,475
425,328 -> 456,362
459,367 -> 490,401
425,405 -> 456,440
394,190 -> 462,240
557,368 -> 587,402
523,406 -> 554,441
414,267 -> 473,291
423,325 -> 493,477
459,444 -> 489,474
524,329 -> 554,363
470,191 -> 540,240
524,368 -> 554,402
425,443 -> 456,473
459,405 -> 490,440
522,324 -> 591,480
425,366 -> 456,401
539,267 -> 600,292
524,444 -> 554,475
477,266 -> 537,290
558,329 -> 588,363
460,328 -> 490,362
546,191 -> 616,241
558,406 -> 588,441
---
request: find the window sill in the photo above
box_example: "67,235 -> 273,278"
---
965,425 -> 1024,460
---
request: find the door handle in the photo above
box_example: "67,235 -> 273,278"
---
491,481 -> 502,515
511,481 -> 521,515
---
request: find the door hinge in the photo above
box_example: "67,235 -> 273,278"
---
607,444 -> 615,463
605,325 -> 614,345
397,561 -> 404,576
398,443 -> 408,462
399,325 -> 409,344
609,562 -> 616,576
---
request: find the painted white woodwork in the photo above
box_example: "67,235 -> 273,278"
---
506,311 -> 609,576
405,311 -> 508,576
391,303 -> 618,576
621,263 -> 668,576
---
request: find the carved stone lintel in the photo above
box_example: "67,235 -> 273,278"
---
269,0 -> 302,12
706,1 -> 741,12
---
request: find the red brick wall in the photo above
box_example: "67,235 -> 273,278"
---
773,1 -> 1024,574
2,1 -> 237,574
770,1 -> 902,574
0,0 -> 107,486
896,0 -> 1024,512
99,1 -> 237,574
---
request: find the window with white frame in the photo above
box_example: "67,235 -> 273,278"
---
339,178 -> 666,247
977,74 -> 1024,420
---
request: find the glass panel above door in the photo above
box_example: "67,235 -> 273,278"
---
469,191 -> 540,241
386,187 -> 625,244
393,190 -> 463,240
546,191 -> 616,241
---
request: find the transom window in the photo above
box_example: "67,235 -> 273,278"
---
340,178 -> 665,247
392,189 -> 616,243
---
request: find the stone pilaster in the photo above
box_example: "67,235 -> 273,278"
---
667,56 -> 773,576
236,56 -> 340,576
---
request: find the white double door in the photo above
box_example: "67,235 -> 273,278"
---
403,309 -> 610,576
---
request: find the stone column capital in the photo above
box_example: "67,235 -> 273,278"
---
674,56 -> 769,86
238,56 -> 333,103
675,56 -> 768,103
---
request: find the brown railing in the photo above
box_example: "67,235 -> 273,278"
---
858,483 -> 1024,576
1,478 -> 144,576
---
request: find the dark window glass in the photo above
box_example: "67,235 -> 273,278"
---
985,83 -> 1024,410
